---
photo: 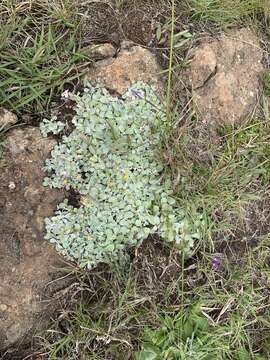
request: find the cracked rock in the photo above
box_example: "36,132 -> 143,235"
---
188,28 -> 264,126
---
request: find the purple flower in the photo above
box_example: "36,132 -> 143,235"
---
212,257 -> 221,270
131,89 -> 144,99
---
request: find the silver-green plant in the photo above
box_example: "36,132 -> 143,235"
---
40,116 -> 65,136
41,83 -> 200,268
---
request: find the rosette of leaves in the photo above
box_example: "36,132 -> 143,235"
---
40,116 -> 65,135
41,83 -> 200,268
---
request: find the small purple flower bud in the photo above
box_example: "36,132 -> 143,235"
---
131,89 -> 144,99
212,257 -> 221,270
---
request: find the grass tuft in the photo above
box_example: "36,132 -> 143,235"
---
0,1 -> 92,117
187,0 -> 270,26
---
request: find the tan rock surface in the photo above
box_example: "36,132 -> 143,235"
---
0,109 -> 17,128
86,41 -> 163,96
83,43 -> 116,60
0,127 -> 65,349
189,28 -> 263,125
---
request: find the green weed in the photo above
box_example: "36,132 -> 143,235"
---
159,114 -> 270,253
40,262 -> 159,359
134,238 -> 270,359
135,304 -> 258,360
40,234 -> 270,359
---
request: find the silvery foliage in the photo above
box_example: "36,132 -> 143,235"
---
40,116 -> 65,136
41,83 -> 200,268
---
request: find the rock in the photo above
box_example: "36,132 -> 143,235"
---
0,109 -> 17,128
83,43 -> 117,59
188,28 -> 263,126
0,127 -> 65,349
86,41 -> 163,95
190,44 -> 217,89
0,304 -> 8,312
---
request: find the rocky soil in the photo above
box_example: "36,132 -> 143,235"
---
0,27 -> 265,352
0,42 -> 163,351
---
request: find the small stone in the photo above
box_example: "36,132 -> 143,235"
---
8,182 -> 16,190
83,43 -> 116,59
61,89 -> 72,99
0,304 -> 8,312
86,41 -> 164,96
0,108 -> 17,128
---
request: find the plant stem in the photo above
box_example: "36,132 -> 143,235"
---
166,0 -> 175,120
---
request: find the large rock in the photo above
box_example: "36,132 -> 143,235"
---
188,28 -> 263,126
0,127 -> 65,349
86,41 -> 163,95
